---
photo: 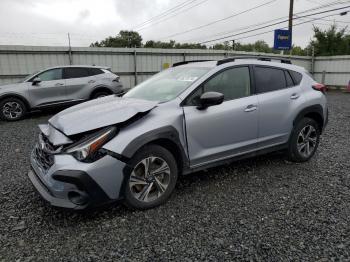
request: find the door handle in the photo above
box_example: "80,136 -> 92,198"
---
88,80 -> 96,84
244,104 -> 257,112
54,83 -> 64,86
290,93 -> 300,99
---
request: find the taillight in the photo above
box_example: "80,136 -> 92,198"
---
113,76 -> 120,82
312,83 -> 326,93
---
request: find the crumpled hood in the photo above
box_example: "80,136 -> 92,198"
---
49,96 -> 158,136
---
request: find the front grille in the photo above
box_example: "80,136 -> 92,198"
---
33,133 -> 57,171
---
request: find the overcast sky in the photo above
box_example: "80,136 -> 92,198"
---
0,0 -> 349,48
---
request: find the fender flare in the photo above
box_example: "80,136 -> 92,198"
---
121,126 -> 189,169
293,104 -> 324,129
0,93 -> 31,109
89,85 -> 113,98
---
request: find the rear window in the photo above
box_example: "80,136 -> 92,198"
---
89,68 -> 104,76
254,66 -> 286,93
64,67 -> 89,79
289,70 -> 303,85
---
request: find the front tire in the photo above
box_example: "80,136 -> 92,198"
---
0,98 -> 27,121
287,117 -> 320,162
123,145 -> 178,210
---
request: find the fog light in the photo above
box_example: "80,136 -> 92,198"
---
68,191 -> 89,205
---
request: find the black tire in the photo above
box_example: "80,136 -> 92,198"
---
123,145 -> 178,210
92,91 -> 110,99
287,117 -> 320,162
0,97 -> 27,121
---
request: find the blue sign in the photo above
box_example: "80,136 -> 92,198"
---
274,29 -> 292,50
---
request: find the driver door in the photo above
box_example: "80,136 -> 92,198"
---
182,66 -> 259,167
28,68 -> 66,107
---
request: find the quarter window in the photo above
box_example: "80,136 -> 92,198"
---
289,70 -> 303,85
254,67 -> 286,93
89,68 -> 104,76
37,68 -> 62,81
285,71 -> 294,87
187,67 -> 251,105
64,68 -> 90,79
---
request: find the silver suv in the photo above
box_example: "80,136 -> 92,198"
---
0,65 -> 125,121
28,57 -> 328,210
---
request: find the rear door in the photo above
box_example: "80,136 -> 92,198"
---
254,66 -> 305,148
183,66 -> 259,167
63,67 -> 96,100
28,68 -> 66,107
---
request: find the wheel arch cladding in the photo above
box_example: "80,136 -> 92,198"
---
121,126 -> 189,173
293,104 -> 324,131
90,86 -> 113,98
0,94 -> 30,110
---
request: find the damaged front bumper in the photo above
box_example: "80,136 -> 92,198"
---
28,140 -> 127,210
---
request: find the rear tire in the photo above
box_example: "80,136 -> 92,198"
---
92,91 -> 110,99
123,145 -> 178,210
287,117 -> 320,162
0,97 -> 27,121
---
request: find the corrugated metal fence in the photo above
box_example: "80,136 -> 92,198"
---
0,45 -> 348,88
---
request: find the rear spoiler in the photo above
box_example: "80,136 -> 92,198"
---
91,64 -> 111,71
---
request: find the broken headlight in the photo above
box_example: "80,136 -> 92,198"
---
65,127 -> 117,161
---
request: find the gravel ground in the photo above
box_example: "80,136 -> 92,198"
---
0,92 -> 350,261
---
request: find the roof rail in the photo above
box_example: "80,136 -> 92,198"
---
172,60 -> 213,67
216,56 -> 292,66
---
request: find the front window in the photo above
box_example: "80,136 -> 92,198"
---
186,66 -> 251,106
124,67 -> 210,102
37,68 -> 63,81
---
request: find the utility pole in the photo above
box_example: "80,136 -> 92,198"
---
288,0 -> 294,55
67,33 -> 72,65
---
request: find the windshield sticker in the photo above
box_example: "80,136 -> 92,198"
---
177,76 -> 198,82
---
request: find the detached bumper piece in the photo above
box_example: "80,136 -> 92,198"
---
28,169 -> 112,210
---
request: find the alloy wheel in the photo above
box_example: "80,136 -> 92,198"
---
3,102 -> 23,119
297,125 -> 318,158
129,156 -> 171,203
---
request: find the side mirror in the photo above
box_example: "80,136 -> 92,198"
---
32,77 -> 41,85
197,91 -> 224,110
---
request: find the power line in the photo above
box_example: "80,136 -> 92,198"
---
182,0 -> 350,43
157,0 -> 277,40
294,15 -> 350,27
199,5 -> 350,44
233,11 -> 348,42
136,0 -> 210,31
306,0 -> 349,7
316,17 -> 350,23
133,0 -> 198,30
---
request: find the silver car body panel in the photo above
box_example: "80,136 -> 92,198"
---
38,124 -> 73,146
102,98 -> 187,158
183,95 -> 259,167
49,96 -> 158,136
30,150 -> 125,203
255,85 -> 306,148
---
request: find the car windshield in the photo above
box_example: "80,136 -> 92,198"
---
124,67 -> 210,102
